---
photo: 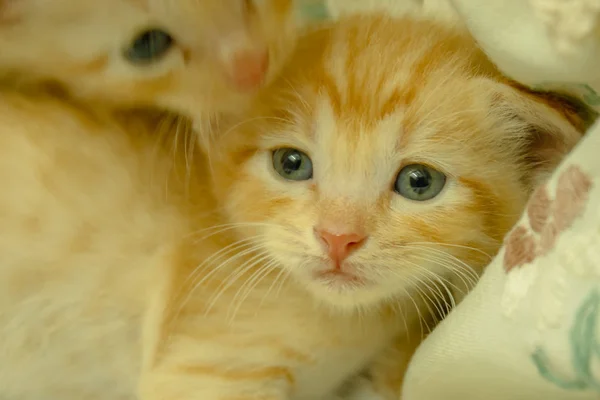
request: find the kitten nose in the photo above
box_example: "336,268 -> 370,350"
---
315,229 -> 367,267
226,48 -> 269,91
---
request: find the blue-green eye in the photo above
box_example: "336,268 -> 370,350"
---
272,148 -> 313,181
394,164 -> 446,201
125,29 -> 174,64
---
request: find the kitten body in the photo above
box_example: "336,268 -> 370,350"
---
0,91 -> 404,400
0,0 -> 298,122
0,14 -> 588,400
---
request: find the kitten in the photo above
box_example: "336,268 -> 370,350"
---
0,0 -> 299,122
0,13 -> 589,400
205,13 -> 592,396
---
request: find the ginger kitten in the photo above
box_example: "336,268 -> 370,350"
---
0,0 -> 300,122
0,13 -> 590,400
206,13 -> 592,395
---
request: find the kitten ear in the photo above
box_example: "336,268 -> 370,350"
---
488,81 -> 596,189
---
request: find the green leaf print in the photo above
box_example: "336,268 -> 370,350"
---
531,288 -> 600,392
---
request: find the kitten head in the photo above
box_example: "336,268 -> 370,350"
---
0,0 -> 297,120
210,15 -> 590,311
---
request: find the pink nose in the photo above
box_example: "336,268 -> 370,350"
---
315,229 -> 367,267
227,49 -> 269,91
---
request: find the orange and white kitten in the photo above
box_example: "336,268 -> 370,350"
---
0,13 -> 589,400
0,0 -> 298,122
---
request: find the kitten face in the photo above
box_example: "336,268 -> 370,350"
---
0,0 -> 296,120
212,15 -> 585,310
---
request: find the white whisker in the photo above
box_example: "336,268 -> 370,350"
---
174,238 -> 268,317
403,245 -> 481,283
399,259 -> 456,311
188,221 -> 293,243
396,285 -> 427,340
405,275 -> 445,325
183,235 -> 264,288
409,241 -> 493,260
406,253 -> 477,294
204,253 -> 273,318
275,268 -> 294,298
228,260 -> 280,323
260,264 -> 287,307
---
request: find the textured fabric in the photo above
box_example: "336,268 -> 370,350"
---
448,0 -> 600,111
403,1 -> 600,399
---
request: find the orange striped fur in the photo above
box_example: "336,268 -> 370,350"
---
0,0 -> 296,125
0,13 -> 588,400
208,13 -> 588,396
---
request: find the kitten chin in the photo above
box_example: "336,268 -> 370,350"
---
0,0 -> 298,132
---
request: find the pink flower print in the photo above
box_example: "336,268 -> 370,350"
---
539,220 -> 560,256
554,166 -> 593,232
503,225 -> 537,272
503,165 -> 593,273
527,184 -> 551,234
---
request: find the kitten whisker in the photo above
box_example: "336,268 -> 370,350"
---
184,235 -> 264,287
404,253 -> 477,294
228,259 -> 276,316
418,272 -> 455,318
403,275 -> 445,326
189,221 -> 288,242
204,253 -> 273,318
391,300 -> 410,341
191,239 -> 269,290
173,238 -> 266,318
405,281 -> 436,338
403,245 -> 481,282
408,241 -> 493,260
395,285 -> 427,341
396,259 -> 457,310
259,265 -> 288,307
275,268 -> 294,298
228,260 -> 280,323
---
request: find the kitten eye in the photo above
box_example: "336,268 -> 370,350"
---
394,164 -> 446,201
125,29 -> 174,64
272,148 -> 313,181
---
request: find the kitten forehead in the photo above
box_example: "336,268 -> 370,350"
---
313,98 -> 401,200
318,16 -> 486,127
290,17 -> 484,197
